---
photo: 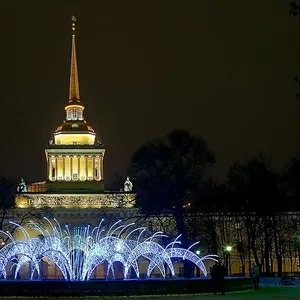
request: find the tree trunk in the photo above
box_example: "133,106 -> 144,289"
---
289,255 -> 293,274
173,206 -> 194,277
248,247 -> 251,276
249,219 -> 260,266
264,241 -> 271,275
208,216 -> 218,254
272,215 -> 284,277
174,206 -> 185,238
277,254 -> 282,277
245,216 -> 252,275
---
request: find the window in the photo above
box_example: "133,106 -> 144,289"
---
73,109 -> 78,119
67,108 -> 83,120
51,167 -> 55,178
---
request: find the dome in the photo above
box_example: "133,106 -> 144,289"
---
54,120 -> 96,145
55,120 -> 95,134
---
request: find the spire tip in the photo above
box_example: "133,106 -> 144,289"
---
71,15 -> 77,33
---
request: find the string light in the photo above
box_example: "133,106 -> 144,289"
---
0,219 -> 218,281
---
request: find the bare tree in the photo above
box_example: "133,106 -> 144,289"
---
128,129 -> 215,243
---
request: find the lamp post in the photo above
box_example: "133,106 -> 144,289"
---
225,246 -> 232,276
195,250 -> 200,276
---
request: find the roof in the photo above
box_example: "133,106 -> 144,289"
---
54,121 -> 95,134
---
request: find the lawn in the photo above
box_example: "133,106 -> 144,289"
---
0,287 -> 299,300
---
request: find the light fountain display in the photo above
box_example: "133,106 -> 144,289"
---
0,218 -> 218,281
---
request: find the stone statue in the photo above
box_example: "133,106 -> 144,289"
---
17,177 -> 27,193
124,176 -> 133,192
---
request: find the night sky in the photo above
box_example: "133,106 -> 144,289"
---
2,0 -> 300,186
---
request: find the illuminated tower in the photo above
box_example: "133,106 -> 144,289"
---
15,17 -> 135,209
45,16 -> 105,192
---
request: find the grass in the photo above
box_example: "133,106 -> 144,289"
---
0,287 -> 299,299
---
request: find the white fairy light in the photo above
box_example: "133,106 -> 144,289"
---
0,219 -> 218,281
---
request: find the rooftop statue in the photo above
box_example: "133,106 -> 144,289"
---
124,176 -> 133,192
16,177 -> 27,193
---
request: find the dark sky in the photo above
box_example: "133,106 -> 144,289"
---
2,0 -> 300,185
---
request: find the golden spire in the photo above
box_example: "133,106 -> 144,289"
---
69,16 -> 80,102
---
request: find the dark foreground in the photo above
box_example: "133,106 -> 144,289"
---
0,277 -> 251,297
0,286 -> 299,300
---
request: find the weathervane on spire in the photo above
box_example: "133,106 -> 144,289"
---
68,15 -> 80,101
72,15 -> 77,35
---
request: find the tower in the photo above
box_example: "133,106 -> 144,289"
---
15,17 -> 134,209
45,17 -> 105,193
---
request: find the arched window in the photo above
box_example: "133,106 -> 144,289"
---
73,109 -> 78,119
66,107 -> 83,120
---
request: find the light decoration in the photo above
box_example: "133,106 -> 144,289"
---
0,219 -> 218,281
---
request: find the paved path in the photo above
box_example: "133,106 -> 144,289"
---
140,287 -> 300,300
1,287 -> 300,299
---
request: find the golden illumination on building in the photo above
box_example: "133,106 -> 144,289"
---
15,16 -> 136,210
45,154 -> 103,182
15,194 -> 134,209
44,16 -> 105,183
54,133 -> 95,145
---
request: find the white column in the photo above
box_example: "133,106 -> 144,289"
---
70,156 -> 73,180
97,156 -> 101,180
92,156 -> 96,180
63,156 -> 66,180
85,156 -> 88,180
100,155 -> 104,180
78,156 -> 80,180
94,156 -> 98,180
48,156 -> 52,180
55,156 -> 58,181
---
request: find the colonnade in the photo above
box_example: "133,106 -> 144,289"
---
48,154 -> 103,181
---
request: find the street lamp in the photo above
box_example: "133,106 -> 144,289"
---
226,246 -> 232,252
195,250 -> 201,277
225,245 -> 232,276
